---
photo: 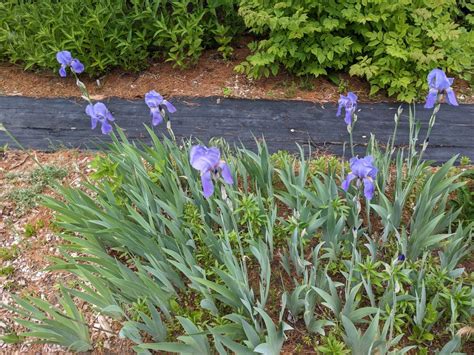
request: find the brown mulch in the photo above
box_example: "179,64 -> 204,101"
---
0,46 -> 472,104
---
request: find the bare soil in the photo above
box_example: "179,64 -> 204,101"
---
1,47 -> 472,104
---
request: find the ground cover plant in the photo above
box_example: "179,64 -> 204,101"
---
0,1 -> 472,100
0,54 -> 473,353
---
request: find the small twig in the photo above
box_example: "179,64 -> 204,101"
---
10,155 -> 29,170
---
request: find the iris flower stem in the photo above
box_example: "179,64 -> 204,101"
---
166,119 -> 176,141
347,226 -> 358,292
349,128 -> 355,157
366,198 -> 372,235
418,101 -> 440,163
72,72 -> 93,106
347,118 -> 355,157
390,112 -> 400,155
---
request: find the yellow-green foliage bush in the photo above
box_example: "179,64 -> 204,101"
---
236,0 -> 473,101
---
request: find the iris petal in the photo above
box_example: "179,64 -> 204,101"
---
93,102 -> 108,117
344,110 -> 352,125
151,110 -> 163,126
70,59 -> 85,74
201,171 -> 214,198
56,51 -> 72,66
218,161 -> 233,185
363,177 -> 375,200
190,145 -> 220,172
347,92 -> 358,102
101,120 -> 113,135
90,116 -> 98,130
162,100 -> 177,113
342,173 -> 356,191
59,65 -> 67,78
446,88 -> 459,106
85,104 -> 93,116
145,90 -> 164,109
424,89 -> 438,109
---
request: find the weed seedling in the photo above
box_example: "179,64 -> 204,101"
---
0,265 -> 15,277
222,87 -> 233,97
24,220 -> 45,239
0,246 -> 19,261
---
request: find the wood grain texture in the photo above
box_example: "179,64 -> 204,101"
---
1,96 -> 472,162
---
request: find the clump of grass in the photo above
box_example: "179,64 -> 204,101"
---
460,156 -> 471,166
0,265 -> 15,277
283,81 -> 297,98
5,172 -> 20,180
5,165 -> 68,213
0,246 -> 19,261
0,143 -> 8,157
24,220 -> 45,238
6,186 -> 43,211
309,155 -> 347,175
2,280 -> 17,291
299,76 -> 315,91
30,166 -> 68,186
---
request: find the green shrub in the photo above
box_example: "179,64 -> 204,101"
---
0,1 -> 472,100
0,0 -> 241,75
237,0 -> 473,101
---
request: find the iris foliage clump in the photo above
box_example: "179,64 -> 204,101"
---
1,63 -> 473,353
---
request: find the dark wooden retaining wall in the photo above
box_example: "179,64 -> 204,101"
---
1,96 -> 473,162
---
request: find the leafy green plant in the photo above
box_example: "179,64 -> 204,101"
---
237,0 -> 473,101
222,86 -> 233,97
0,0 -> 242,74
24,220 -> 45,238
317,334 -> 350,354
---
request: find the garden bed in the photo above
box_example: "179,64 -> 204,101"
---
1,48 -> 473,104
0,60 -> 473,353
0,124 -> 473,353
1,0 -> 473,352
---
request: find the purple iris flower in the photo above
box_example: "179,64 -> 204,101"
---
85,102 -> 115,135
342,156 -> 378,200
337,92 -> 358,125
144,90 -> 177,126
397,254 -> 406,262
189,145 -> 233,198
424,69 -> 458,109
56,51 -> 84,77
